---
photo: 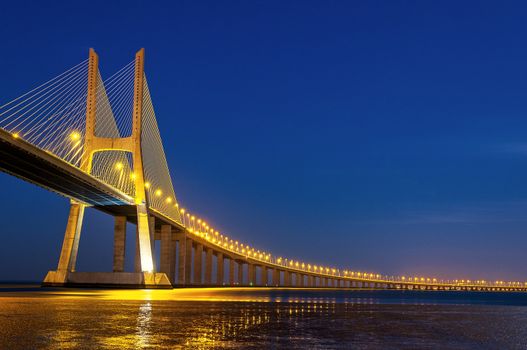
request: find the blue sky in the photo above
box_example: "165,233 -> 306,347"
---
1,1 -> 527,281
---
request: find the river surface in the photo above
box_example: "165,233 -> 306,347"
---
0,284 -> 526,349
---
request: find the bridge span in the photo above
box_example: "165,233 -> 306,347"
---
0,48 -> 525,292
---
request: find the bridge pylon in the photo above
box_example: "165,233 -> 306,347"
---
42,49 -> 171,288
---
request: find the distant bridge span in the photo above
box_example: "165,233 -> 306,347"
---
0,49 -> 524,292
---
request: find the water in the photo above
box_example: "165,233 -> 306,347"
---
1,284 -> 526,349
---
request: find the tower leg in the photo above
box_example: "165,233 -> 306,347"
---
43,202 -> 85,285
113,216 -> 126,272
136,204 -> 154,272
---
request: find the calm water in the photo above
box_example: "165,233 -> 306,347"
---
0,284 -> 527,349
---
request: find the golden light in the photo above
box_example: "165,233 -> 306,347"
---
12,132 -> 19,139
180,208 -> 186,214
69,131 -> 81,141
145,182 -> 151,189
115,162 -> 124,171
130,172 -> 136,180
155,189 -> 162,197
165,197 -> 172,203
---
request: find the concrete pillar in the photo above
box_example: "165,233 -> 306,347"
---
248,264 -> 256,286
169,236 -> 176,283
148,216 -> 156,266
261,266 -> 268,286
229,258 -> 235,285
160,225 -> 172,281
284,271 -> 291,287
185,238 -> 192,284
194,243 -> 203,284
205,248 -> 213,285
298,274 -> 304,287
57,203 -> 85,273
309,275 -> 314,287
272,269 -> 280,286
112,216 -> 127,272
216,252 -> 224,285
176,233 -> 186,285
134,227 -> 141,272
238,262 -> 244,285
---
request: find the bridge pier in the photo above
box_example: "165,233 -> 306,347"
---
205,247 -> 213,285
216,252 -> 224,285
238,262 -> 244,285
160,224 -> 173,283
229,258 -> 235,285
284,271 -> 291,287
248,264 -> 256,286
272,269 -> 280,286
176,232 -> 186,285
194,243 -> 203,285
113,216 -> 127,272
261,266 -> 268,286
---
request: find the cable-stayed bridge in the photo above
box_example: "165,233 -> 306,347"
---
0,49 -> 524,291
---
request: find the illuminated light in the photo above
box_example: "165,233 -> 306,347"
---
115,162 -> 124,171
69,131 -> 81,141
155,189 -> 162,197
130,172 -> 136,180
179,208 -> 186,214
145,182 -> 151,189
215,231 -> 219,236
191,216 -> 195,221
197,219 -> 202,224
12,132 -> 19,139
165,197 -> 172,203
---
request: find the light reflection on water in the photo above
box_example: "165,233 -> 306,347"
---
0,286 -> 527,349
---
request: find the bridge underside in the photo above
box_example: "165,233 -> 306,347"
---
0,129 -> 132,207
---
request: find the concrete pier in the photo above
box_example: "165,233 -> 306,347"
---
112,216 -> 126,272
217,252 -> 224,285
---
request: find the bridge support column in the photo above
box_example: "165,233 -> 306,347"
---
175,233 -> 186,285
194,243 -> 203,285
160,224 -> 173,283
229,258 -> 235,285
205,248 -> 213,285
248,264 -> 256,286
54,202 -> 85,283
272,269 -> 279,286
284,271 -> 291,287
298,274 -> 304,287
261,266 -> 268,286
112,216 -> 126,272
216,252 -> 224,285
238,262 -> 244,285
185,238 -> 193,284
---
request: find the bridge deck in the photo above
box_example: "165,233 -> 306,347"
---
0,129 -> 133,207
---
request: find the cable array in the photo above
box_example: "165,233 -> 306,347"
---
141,75 -> 182,223
0,60 -> 89,166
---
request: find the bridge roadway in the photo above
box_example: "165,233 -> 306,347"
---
1,128 -> 526,292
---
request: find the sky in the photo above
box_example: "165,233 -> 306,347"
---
1,0 -> 527,281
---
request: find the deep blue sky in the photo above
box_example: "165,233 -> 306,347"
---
1,1 -> 527,281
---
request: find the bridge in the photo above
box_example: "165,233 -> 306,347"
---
0,49 -> 524,292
